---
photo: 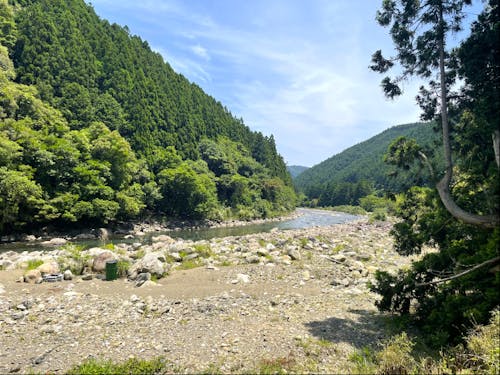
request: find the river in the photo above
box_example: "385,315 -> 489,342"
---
0,208 -> 361,253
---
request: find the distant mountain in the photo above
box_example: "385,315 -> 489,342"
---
294,122 -> 442,203
287,165 -> 309,178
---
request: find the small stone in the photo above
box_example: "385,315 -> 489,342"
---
236,273 -> 250,284
266,243 -> 276,251
170,252 -> 182,262
130,294 -> 140,303
81,274 -> 93,281
257,248 -> 269,257
331,254 -> 346,263
11,311 -> 25,320
245,255 -> 260,264
63,269 -> 73,280
288,248 -> 301,261
302,270 -> 311,281
183,253 -> 199,261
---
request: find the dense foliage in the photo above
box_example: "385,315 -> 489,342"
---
294,122 -> 442,206
0,0 -> 295,234
370,0 -> 499,347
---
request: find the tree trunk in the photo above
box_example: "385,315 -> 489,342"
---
436,4 -> 499,229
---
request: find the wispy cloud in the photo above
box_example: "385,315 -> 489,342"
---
91,0 -> 427,166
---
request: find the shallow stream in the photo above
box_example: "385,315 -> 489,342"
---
0,208 -> 360,253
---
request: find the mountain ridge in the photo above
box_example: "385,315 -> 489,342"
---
294,122 -> 442,202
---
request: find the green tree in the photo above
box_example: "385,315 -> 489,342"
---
0,167 -> 43,232
157,162 -> 219,219
370,0 -> 498,227
370,0 -> 500,347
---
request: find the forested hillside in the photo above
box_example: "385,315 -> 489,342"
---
287,165 -> 309,179
294,122 -> 441,206
0,0 -> 295,234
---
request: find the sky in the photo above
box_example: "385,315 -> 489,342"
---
89,0 -> 482,167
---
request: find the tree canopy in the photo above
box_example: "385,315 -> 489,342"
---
0,0 -> 295,234
370,0 -> 499,347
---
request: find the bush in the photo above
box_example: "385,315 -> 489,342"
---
349,310 -> 500,375
330,205 -> 366,215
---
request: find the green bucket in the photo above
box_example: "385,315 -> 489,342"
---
105,259 -> 118,281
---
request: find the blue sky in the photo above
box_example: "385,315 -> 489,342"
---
90,0 -> 482,167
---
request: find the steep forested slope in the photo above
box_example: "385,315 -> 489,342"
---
294,122 -> 442,205
0,0 -> 295,234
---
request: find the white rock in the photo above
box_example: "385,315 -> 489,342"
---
236,273 -> 250,284
41,238 -> 67,246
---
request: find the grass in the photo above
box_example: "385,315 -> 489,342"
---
193,243 -> 213,258
330,244 -> 346,254
256,355 -> 297,374
116,260 -> 130,277
176,258 -> 202,270
66,357 -> 171,375
26,259 -> 44,270
348,310 -> 500,374
102,243 -> 115,250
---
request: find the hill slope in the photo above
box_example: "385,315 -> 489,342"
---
294,122 -> 442,202
287,165 -> 309,179
0,0 -> 295,233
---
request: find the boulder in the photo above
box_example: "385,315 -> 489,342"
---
151,234 -> 174,243
24,269 -> 42,284
129,252 -> 166,279
41,238 -> 67,246
74,233 -> 95,240
97,228 -> 109,240
92,251 -> 116,273
37,261 -> 60,275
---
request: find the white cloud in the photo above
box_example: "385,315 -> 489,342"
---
152,46 -> 212,83
190,44 -> 210,60
91,0 -> 425,166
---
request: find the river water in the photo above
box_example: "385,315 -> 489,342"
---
0,208 -> 360,253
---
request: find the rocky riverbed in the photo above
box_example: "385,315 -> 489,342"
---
0,219 -> 422,373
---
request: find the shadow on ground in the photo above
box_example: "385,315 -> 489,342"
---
305,309 -> 388,348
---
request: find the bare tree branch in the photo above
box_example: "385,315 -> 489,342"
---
416,256 -> 500,287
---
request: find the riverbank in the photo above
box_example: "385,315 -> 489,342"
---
0,210 -> 302,245
0,219 -> 419,373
